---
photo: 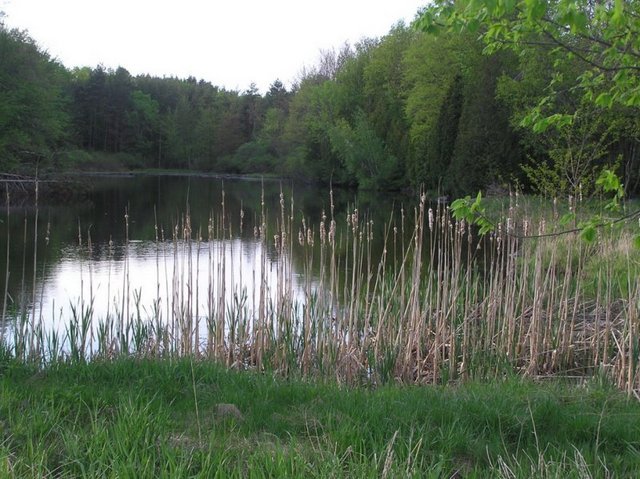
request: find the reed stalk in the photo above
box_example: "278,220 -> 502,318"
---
1,186 -> 10,343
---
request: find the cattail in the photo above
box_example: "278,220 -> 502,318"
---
538,219 -> 546,235
579,183 -> 583,203
329,220 -> 336,246
428,208 -> 434,231
330,188 -> 334,216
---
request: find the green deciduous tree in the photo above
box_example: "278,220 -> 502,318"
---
0,23 -> 69,171
417,0 -> 640,194
417,0 -> 640,107
329,110 -> 399,190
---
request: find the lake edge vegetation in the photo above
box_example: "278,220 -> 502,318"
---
2,186 -> 639,392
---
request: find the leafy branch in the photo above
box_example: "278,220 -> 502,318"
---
450,170 -> 640,248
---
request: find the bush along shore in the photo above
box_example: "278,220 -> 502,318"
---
1,189 -> 639,475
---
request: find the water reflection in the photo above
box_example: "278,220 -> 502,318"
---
1,175 -> 414,334
37,238 -> 310,342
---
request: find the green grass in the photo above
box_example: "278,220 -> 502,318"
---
1,358 -> 639,477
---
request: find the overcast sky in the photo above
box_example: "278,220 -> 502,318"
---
1,0 -> 425,93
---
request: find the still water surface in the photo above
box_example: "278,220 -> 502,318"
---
1,175 -> 413,336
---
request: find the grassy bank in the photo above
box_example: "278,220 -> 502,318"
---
1,358 -> 639,477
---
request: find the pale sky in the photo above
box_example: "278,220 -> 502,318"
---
1,0 -> 425,93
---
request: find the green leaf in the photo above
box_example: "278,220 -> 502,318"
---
595,92 -> 613,108
478,222 -> 493,235
580,225 -> 597,243
596,169 -> 624,199
532,118 -> 550,133
473,191 -> 483,209
633,235 -> 640,250
450,197 -> 472,221
525,0 -> 547,20
569,11 -> 588,33
612,0 -> 625,25
501,0 -> 516,14
467,18 -> 481,33
625,91 -> 640,107
559,212 -> 575,226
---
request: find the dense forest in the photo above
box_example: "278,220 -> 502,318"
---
1,6 -> 639,197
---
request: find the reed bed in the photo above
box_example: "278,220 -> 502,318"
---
1,186 -> 639,396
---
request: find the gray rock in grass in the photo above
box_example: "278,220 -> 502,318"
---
215,403 -> 244,421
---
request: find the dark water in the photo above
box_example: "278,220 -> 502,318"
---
0,174 -> 416,327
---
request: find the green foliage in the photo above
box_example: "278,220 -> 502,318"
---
0,24 -> 70,171
403,32 -> 472,189
579,221 -> 598,243
361,24 -> 412,170
450,192 -> 494,235
329,110 -> 399,190
519,102 -> 623,198
230,140 -> 275,174
418,0 -> 640,196
419,0 -> 640,108
572,168 -> 629,244
426,74 -> 465,190
597,168 -> 625,212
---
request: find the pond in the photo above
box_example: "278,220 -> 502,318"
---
0,174 -> 421,357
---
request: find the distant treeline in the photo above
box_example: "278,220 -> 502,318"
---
1,19 -> 639,196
